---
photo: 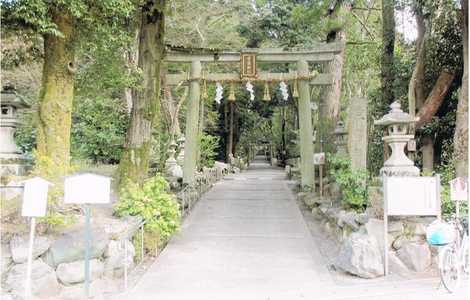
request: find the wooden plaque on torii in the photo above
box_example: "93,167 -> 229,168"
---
240,52 -> 257,80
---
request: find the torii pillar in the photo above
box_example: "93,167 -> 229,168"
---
183,60 -> 201,185
297,60 -> 315,189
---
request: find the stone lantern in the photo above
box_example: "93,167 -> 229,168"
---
334,120 -> 348,156
165,140 -> 182,178
374,101 -> 419,177
1,86 -> 30,176
176,135 -> 186,167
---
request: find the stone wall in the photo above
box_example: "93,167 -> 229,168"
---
1,216 -> 142,300
305,191 -> 437,279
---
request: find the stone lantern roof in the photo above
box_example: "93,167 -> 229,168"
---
1,86 -> 30,110
374,101 -> 417,126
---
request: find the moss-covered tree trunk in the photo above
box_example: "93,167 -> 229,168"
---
36,11 -> 75,178
118,0 -> 166,186
319,2 -> 346,153
454,0 -> 468,177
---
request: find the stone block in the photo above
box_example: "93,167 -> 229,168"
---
388,251 -> 409,276
10,234 -> 51,263
56,259 -> 104,285
1,243 -> 13,276
396,242 -> 431,272
5,259 -> 61,299
44,228 -> 109,267
365,218 -> 393,252
103,216 -> 142,240
334,232 -> 383,278
355,212 -> 369,225
104,239 -> 135,278
58,278 -> 119,300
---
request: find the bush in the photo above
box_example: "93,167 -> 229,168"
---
435,162 -> 468,219
71,96 -> 129,164
114,175 -> 181,243
328,154 -> 368,211
198,133 -> 219,168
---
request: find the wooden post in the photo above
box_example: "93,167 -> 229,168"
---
183,60 -> 201,185
297,60 -> 315,189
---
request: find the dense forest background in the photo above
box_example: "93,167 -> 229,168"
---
1,0 -> 466,181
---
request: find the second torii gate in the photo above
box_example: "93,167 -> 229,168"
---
164,43 -> 343,189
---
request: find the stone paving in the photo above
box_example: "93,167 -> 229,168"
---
117,158 -> 468,300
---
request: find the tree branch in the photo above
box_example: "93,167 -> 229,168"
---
350,10 -> 376,40
415,71 -> 456,128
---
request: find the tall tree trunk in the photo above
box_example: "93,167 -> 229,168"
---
408,6 -> 426,116
320,3 -> 347,152
124,28 -> 140,114
118,0 -> 166,186
36,11 -> 75,178
422,136 -> 434,173
454,0 -> 468,177
381,0 -> 395,105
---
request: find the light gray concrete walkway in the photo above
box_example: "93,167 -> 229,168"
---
117,158 -> 468,300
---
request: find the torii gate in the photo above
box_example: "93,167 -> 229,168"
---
164,42 -> 344,188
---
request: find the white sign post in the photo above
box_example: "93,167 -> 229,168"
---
64,173 -> 111,299
449,177 -> 469,236
383,176 -> 441,275
21,177 -> 52,300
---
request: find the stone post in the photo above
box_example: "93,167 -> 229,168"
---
334,121 -> 348,156
347,96 -> 368,170
183,61 -> 201,185
297,60 -> 315,189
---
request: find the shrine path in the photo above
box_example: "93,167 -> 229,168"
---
117,158 -> 468,300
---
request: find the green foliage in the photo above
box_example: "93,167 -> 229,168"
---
133,229 -> 160,260
115,175 -> 181,242
435,162 -> 468,219
15,110 -> 37,155
15,96 -> 129,164
1,0 -> 136,37
71,96 -> 129,163
199,134 -> 219,168
328,155 -> 368,211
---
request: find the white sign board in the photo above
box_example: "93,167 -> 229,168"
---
64,173 -> 111,204
450,177 -> 468,202
384,176 -> 441,216
21,177 -> 52,217
382,175 -> 440,276
313,152 -> 325,165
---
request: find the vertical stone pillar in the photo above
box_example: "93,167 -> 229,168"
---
183,60 -> 201,184
347,96 -> 368,170
422,136 -> 434,172
297,60 -> 315,189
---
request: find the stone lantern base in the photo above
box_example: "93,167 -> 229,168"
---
380,165 -> 420,177
0,155 -> 29,177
